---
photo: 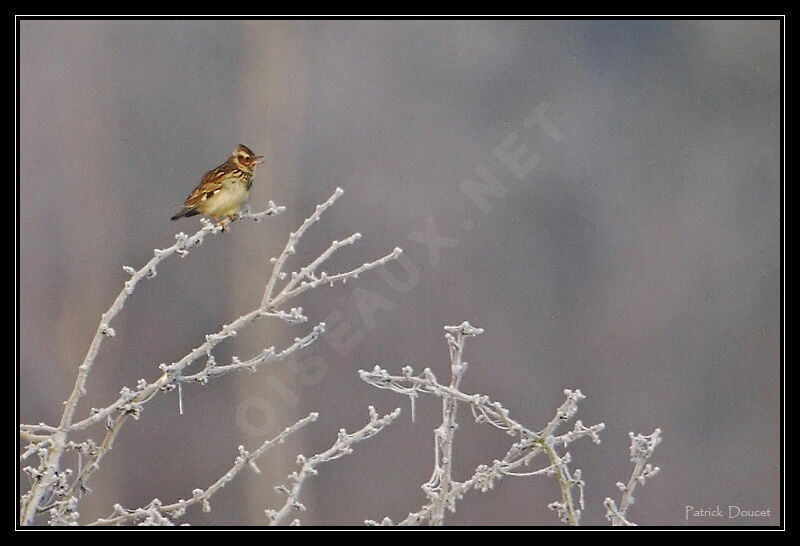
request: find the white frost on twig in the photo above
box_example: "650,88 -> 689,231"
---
20,189 -> 402,526
88,413 -> 318,526
361,322 -> 605,526
266,406 -> 402,526
604,428 -> 662,526
19,202 -> 285,526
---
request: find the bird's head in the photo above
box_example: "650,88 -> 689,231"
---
232,144 -> 264,173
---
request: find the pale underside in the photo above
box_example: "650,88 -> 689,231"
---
198,179 -> 251,220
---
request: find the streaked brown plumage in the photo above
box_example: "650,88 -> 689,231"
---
171,144 -> 264,223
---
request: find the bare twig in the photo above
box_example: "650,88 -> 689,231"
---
423,322 -> 480,525
19,204 -> 285,526
20,188 -> 402,526
604,428 -> 662,526
88,413 -> 318,526
361,322 -> 604,526
266,406 -> 402,526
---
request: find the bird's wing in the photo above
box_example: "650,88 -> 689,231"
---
181,163 -> 230,211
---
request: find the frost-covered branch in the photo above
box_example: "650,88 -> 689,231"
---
604,428 -> 662,526
88,413 -> 318,526
422,322 -> 479,525
19,188 -> 402,526
19,203 -> 285,526
263,189 -> 343,305
266,406 -> 402,526
361,322 -> 604,526
260,187 -> 402,310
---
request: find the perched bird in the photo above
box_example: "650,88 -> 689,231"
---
171,144 -> 264,224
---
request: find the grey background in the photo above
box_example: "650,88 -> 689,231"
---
19,20 -> 781,526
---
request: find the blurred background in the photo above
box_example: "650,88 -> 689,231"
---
19,20 -> 781,526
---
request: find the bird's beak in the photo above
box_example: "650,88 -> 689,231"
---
254,155 -> 265,165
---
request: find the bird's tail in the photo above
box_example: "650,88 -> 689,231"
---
171,208 -> 199,221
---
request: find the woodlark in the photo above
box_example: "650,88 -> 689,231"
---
171,144 -> 264,224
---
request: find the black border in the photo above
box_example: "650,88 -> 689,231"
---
14,15 -> 786,531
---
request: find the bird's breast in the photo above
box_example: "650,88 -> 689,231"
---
200,178 -> 251,217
